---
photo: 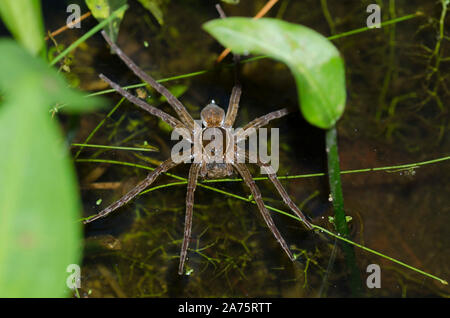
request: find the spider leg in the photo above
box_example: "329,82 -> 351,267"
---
236,146 -> 313,230
236,108 -> 289,142
215,3 -> 227,19
83,158 -> 181,224
255,159 -> 313,230
215,5 -> 242,128
101,31 -> 196,130
232,163 -> 294,261
214,3 -> 241,65
99,74 -> 185,130
224,84 -> 242,128
179,163 -> 201,274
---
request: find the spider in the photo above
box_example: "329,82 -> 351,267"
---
84,31 -> 313,275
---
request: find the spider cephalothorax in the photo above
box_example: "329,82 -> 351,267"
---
200,101 -> 225,127
84,31 -> 313,275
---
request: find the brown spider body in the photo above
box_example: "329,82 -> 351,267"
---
197,102 -> 235,179
84,31 -> 313,275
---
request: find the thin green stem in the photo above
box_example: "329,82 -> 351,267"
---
327,12 -> 420,41
140,181 -> 188,195
76,154 -> 450,183
431,1 -> 448,66
326,126 -> 362,295
320,0 -> 336,35
75,158 -> 184,181
326,127 -> 348,237
71,143 -> 157,152
314,226 -> 448,286
376,0 -> 397,121
49,4 -> 129,66
74,97 -> 125,159
85,69 -> 210,98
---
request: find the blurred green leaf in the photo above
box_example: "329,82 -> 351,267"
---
0,39 -> 105,112
0,91 -> 81,297
0,0 -> 45,56
203,18 -> 346,129
85,0 -> 127,44
137,0 -> 164,25
0,40 -> 103,297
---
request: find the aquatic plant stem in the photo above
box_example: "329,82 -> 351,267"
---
74,97 -> 125,159
320,0 -> 336,35
326,127 -> 348,236
327,11 -> 421,41
71,143 -> 157,152
325,126 -> 363,295
376,0 -> 397,121
314,226 -> 448,286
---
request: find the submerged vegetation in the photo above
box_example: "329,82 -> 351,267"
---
0,0 -> 448,297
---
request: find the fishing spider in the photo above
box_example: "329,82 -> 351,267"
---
84,31 -> 313,274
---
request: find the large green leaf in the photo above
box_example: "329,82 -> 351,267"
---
0,0 -> 45,57
0,39 -> 103,297
203,18 -> 346,129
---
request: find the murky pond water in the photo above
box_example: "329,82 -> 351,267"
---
43,0 -> 449,297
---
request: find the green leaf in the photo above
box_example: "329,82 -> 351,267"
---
0,0 -> 45,56
137,0 -> 164,25
203,17 -> 346,129
85,0 -> 127,44
0,93 -> 81,297
0,40 -> 103,297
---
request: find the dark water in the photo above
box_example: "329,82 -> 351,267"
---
39,0 -> 449,297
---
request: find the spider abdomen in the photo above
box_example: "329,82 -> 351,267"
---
201,162 -> 234,179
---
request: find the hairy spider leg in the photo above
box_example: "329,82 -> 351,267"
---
84,156 -> 188,224
236,108 -> 289,142
99,74 -> 185,129
101,31 -> 196,130
223,84 -> 242,128
179,163 -> 201,274
232,163 -> 295,261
